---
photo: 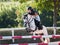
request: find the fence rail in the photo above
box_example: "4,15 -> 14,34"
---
0,35 -> 60,40
0,27 -> 60,42
0,27 -> 26,31
0,27 -> 60,31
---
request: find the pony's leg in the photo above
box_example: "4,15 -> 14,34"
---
32,30 -> 44,41
32,29 -> 45,42
40,38 -> 44,43
42,26 -> 50,43
44,38 -> 50,43
34,30 -> 43,34
29,31 -> 33,34
36,30 -> 44,43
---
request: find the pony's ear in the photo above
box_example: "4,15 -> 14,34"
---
23,14 -> 28,19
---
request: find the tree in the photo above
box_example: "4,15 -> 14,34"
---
35,0 -> 60,27
0,4 -> 18,28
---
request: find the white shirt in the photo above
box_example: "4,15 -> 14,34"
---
35,15 -> 40,21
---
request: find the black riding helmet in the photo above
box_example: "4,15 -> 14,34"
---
28,6 -> 35,15
28,6 -> 33,11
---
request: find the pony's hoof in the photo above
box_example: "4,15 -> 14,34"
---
44,40 -> 48,43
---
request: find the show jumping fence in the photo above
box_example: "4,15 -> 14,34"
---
0,27 -> 60,45
0,35 -> 60,40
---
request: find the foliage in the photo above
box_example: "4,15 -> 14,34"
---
40,9 -> 53,26
0,2 -> 19,28
0,7 -> 18,28
34,0 -> 60,26
0,0 -> 60,28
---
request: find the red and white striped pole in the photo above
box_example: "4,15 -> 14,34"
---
0,35 -> 60,40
